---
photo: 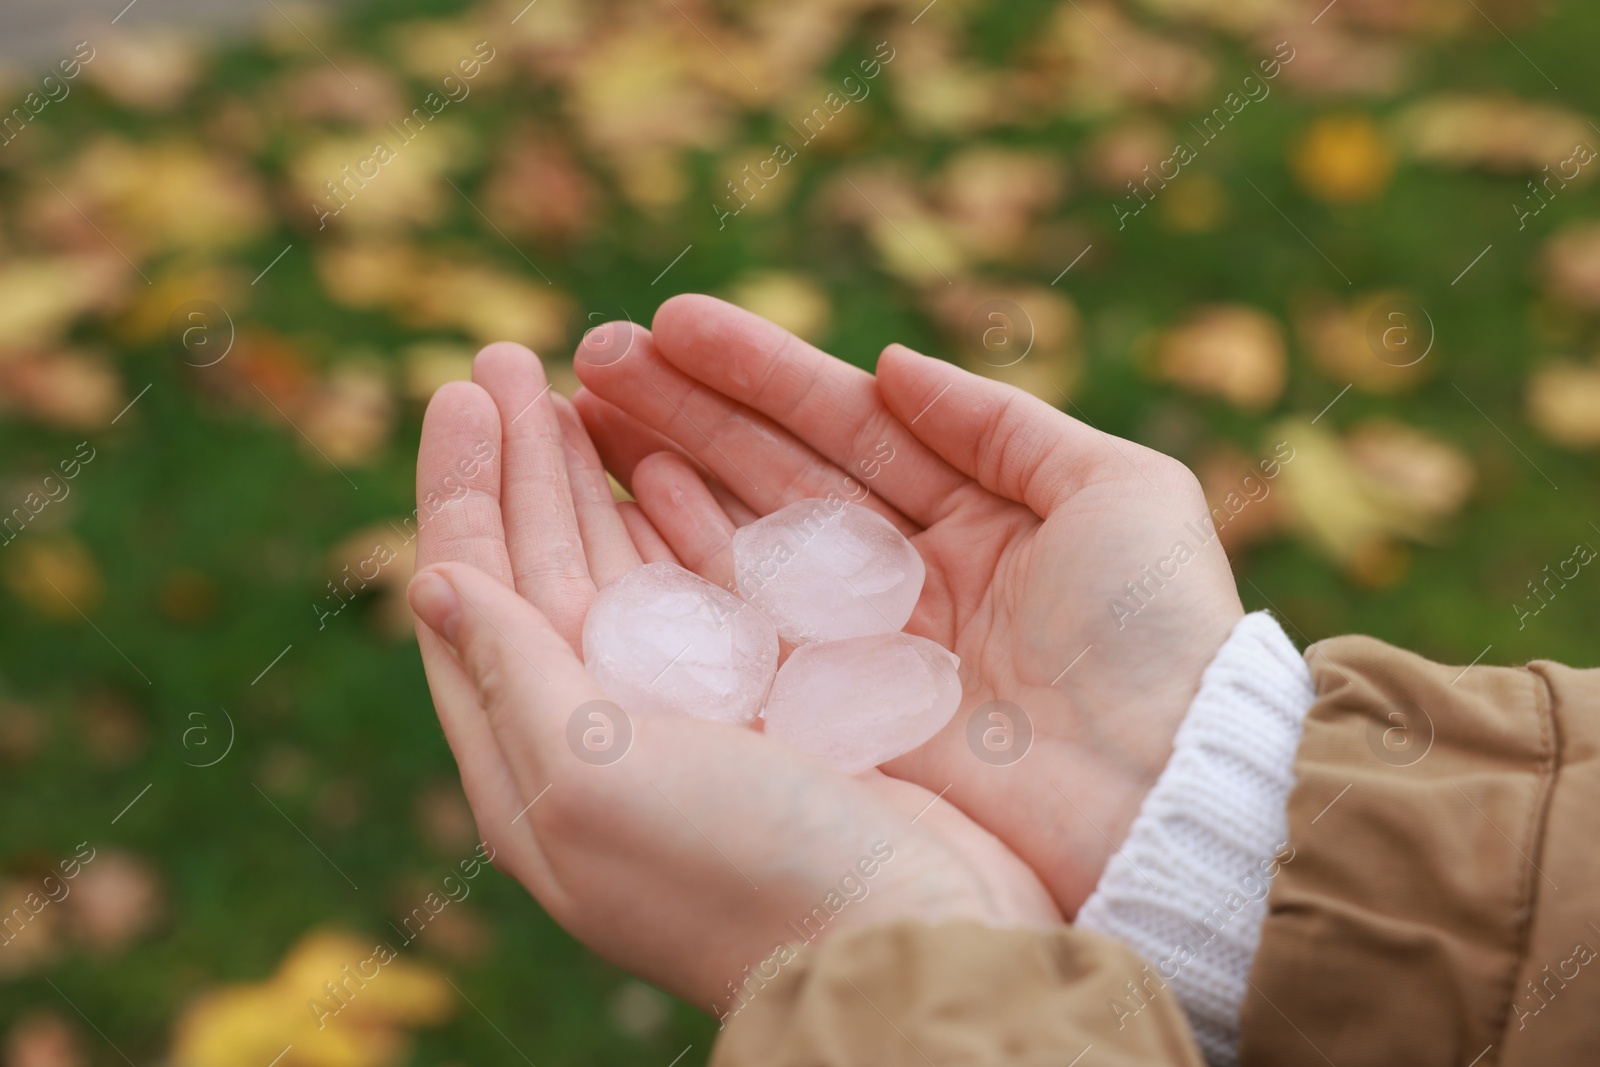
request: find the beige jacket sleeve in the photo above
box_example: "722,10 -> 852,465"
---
711,637 -> 1600,1066
1240,636 -> 1600,1066
710,919 -> 1205,1067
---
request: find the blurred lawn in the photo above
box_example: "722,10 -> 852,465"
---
3,0 -> 1600,1063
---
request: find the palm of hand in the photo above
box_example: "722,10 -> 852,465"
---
573,298 -> 1242,915
898,473 -> 1241,910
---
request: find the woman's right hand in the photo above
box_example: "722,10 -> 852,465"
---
571,296 -> 1247,918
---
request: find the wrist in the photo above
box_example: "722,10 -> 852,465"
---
1075,611 -> 1315,1065
711,828 -> 1047,1023
1061,605 -> 1247,911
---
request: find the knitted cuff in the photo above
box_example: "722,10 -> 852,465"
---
1074,611 -> 1315,1066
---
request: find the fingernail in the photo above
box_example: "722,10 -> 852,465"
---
409,571 -> 461,645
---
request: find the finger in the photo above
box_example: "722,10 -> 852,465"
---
574,323 -> 918,536
571,387 -> 685,494
631,453 -> 738,590
710,483 -> 759,527
413,626 -> 550,888
411,562 -> 598,779
616,501 -> 678,566
650,294 -> 970,527
472,342 -> 595,648
876,343 -> 1121,518
551,393 -> 641,587
409,562 -> 602,906
575,387 -> 760,527
415,382 -> 513,581
413,383 -> 541,878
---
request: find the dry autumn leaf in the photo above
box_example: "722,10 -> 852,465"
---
1345,418 -> 1476,520
743,0 -> 871,103
825,168 -> 966,286
169,929 -> 454,1067
1294,290 -> 1433,393
1084,120 -> 1172,191
82,30 -> 204,111
885,29 -> 1007,135
64,850 -> 162,954
609,980 -> 673,1041
1542,223 -> 1600,310
501,0 -> 593,74
405,261 -> 572,349
1155,305 -> 1286,410
203,95 -> 271,156
113,262 -> 249,347
675,19 -> 767,107
292,126 -> 473,234
1278,27 -> 1409,98
255,1 -> 342,59
300,363 -> 396,468
1159,171 -> 1230,232
0,351 -> 123,429
1291,114 -> 1396,204
414,781 -> 477,857
1271,416 -> 1474,585
3,1011 -> 86,1067
1395,95 -> 1593,174
1196,443 -> 1286,555
566,19 -> 732,207
316,241 -> 420,309
928,282 -> 1083,402
1040,2 -> 1214,114
1527,358 -> 1600,448
383,16 -> 506,87
408,901 -> 490,963
0,254 -> 131,353
938,146 -> 1067,262
322,522 -> 418,638
79,688 -> 150,766
402,342 -> 477,404
723,272 -> 832,342
1271,418 -> 1411,583
710,142 -> 800,224
0,701 -> 48,765
0,879 -> 64,978
316,241 -> 570,348
483,125 -> 601,244
2,538 -> 104,619
217,329 -> 316,412
46,138 -> 271,253
277,61 -> 406,125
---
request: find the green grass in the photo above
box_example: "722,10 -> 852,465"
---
2,0 -> 1598,1062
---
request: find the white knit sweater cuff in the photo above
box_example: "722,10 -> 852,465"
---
1074,611 -> 1314,1067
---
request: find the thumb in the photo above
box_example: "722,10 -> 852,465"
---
408,561 -> 607,785
875,342 -> 1119,517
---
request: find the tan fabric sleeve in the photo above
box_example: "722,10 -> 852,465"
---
1241,636 -> 1600,1067
711,920 -> 1205,1067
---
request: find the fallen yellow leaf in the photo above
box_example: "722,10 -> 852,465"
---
1527,359 -> 1600,449
1156,305 -> 1286,410
170,929 -> 453,1067
1291,114 -> 1395,204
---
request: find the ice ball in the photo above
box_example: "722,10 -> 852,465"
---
582,562 -> 778,725
732,499 -> 925,644
761,632 -> 962,774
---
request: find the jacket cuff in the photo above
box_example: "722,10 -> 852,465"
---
710,920 -> 1204,1067
1074,611 -> 1314,1066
